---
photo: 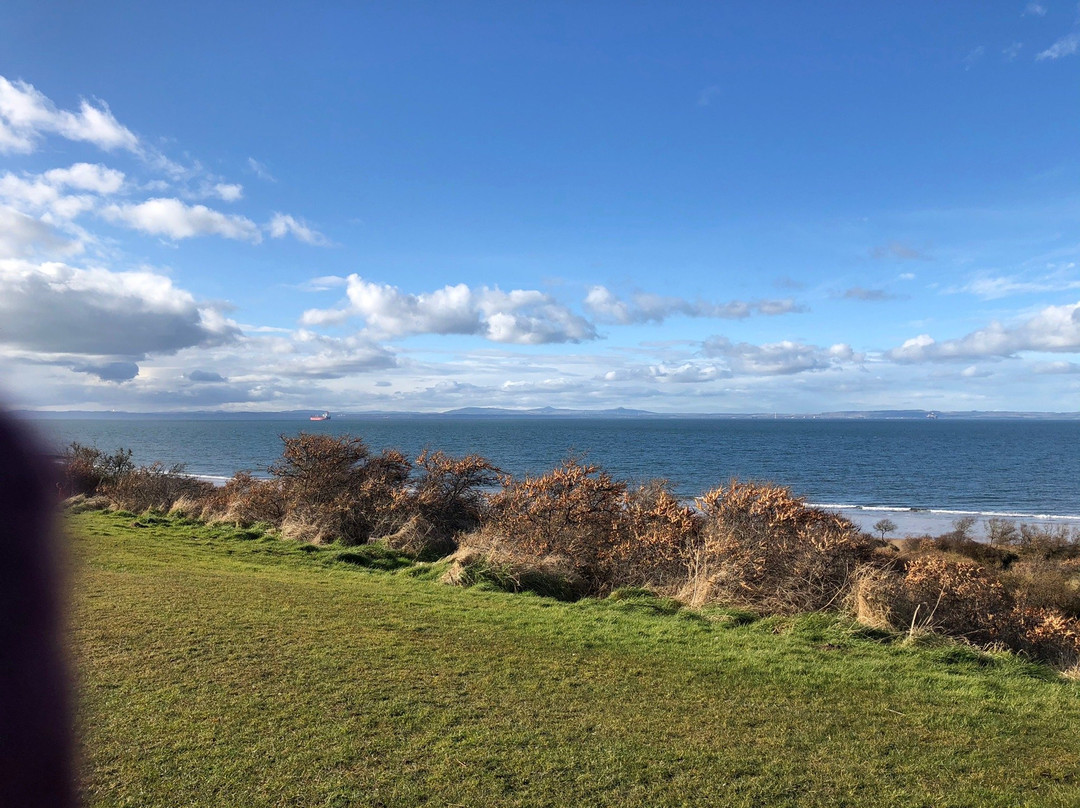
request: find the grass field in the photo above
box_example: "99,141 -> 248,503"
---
69,510 -> 1080,807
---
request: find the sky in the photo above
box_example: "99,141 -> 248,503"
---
1,1 -> 1079,414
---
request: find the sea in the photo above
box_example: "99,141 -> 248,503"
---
21,415 -> 1080,539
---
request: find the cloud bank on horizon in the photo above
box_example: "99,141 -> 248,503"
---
1,2 -> 1079,413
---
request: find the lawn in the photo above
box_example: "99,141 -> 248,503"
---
69,510 -> 1080,807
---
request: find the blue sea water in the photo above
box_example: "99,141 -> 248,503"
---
23,415 -> 1080,537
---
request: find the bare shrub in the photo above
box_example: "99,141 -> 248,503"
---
485,458 -> 626,593
404,450 -> 500,550
1004,606 -> 1080,668
609,480 -> 699,590
101,462 -> 215,514
917,533 -> 1018,571
1016,523 -> 1080,561
208,472 -> 287,526
985,517 -> 1019,547
684,480 -> 876,613
270,433 -> 410,544
59,443 -> 133,496
1001,557 -> 1080,618
895,555 -> 1014,645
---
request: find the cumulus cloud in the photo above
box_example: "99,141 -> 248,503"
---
0,207 -> 80,258
887,301 -> 1080,362
102,198 -> 262,242
268,212 -> 328,245
302,275 -> 597,345
0,76 -> 139,154
45,163 -> 125,194
276,333 -> 398,378
704,337 -> 857,375
648,362 -> 726,383
584,285 -> 803,324
71,360 -> 140,382
0,259 -> 239,357
214,183 -> 243,201
1037,32 -> 1080,60
0,163 -> 124,224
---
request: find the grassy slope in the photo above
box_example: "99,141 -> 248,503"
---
69,511 -> 1080,808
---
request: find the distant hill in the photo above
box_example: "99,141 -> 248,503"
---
13,407 -> 1080,421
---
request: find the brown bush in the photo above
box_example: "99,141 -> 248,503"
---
911,533 -> 1018,570
896,555 -> 1014,645
1015,523 -> 1080,560
1001,557 -> 1080,618
485,458 -> 627,593
269,433 -> 410,544
406,450 -> 500,544
208,472 -> 287,527
101,462 -> 215,514
609,480 -> 699,590
1005,606 -> 1080,668
59,443 -> 133,496
684,480 -> 876,612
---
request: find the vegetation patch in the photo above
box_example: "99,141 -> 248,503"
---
69,510 -> 1080,808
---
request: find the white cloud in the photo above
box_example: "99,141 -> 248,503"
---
103,198 -> 262,242
0,76 -> 139,154
247,157 -> 276,182
703,337 -> 858,375
0,163 -> 124,224
0,258 -> 239,357
960,269 -> 1080,299
887,301 -> 1080,362
0,207 -> 81,258
1024,2 -> 1047,16
43,163 -> 125,194
584,285 -> 803,325
302,275 -> 597,345
1033,361 -> 1080,374
212,183 -> 243,202
649,362 -> 726,383
268,212 -> 328,245
1003,41 -> 1024,61
1037,32 -> 1080,60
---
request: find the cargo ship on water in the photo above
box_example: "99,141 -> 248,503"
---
309,411 -> 331,421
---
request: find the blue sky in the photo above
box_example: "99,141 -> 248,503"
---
1,1 -> 1079,412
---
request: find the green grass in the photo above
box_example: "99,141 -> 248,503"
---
69,510 -> 1080,807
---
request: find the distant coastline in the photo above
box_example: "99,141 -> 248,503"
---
14,407 -> 1080,421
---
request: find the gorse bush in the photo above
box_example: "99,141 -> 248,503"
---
102,461 -> 215,514
270,433 -> 411,545
486,458 -> 628,594
685,480 -> 877,613
59,433 -> 1080,669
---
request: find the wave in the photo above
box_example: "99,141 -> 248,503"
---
812,503 -> 1080,522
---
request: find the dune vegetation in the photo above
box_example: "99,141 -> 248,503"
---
62,433 -> 1080,671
